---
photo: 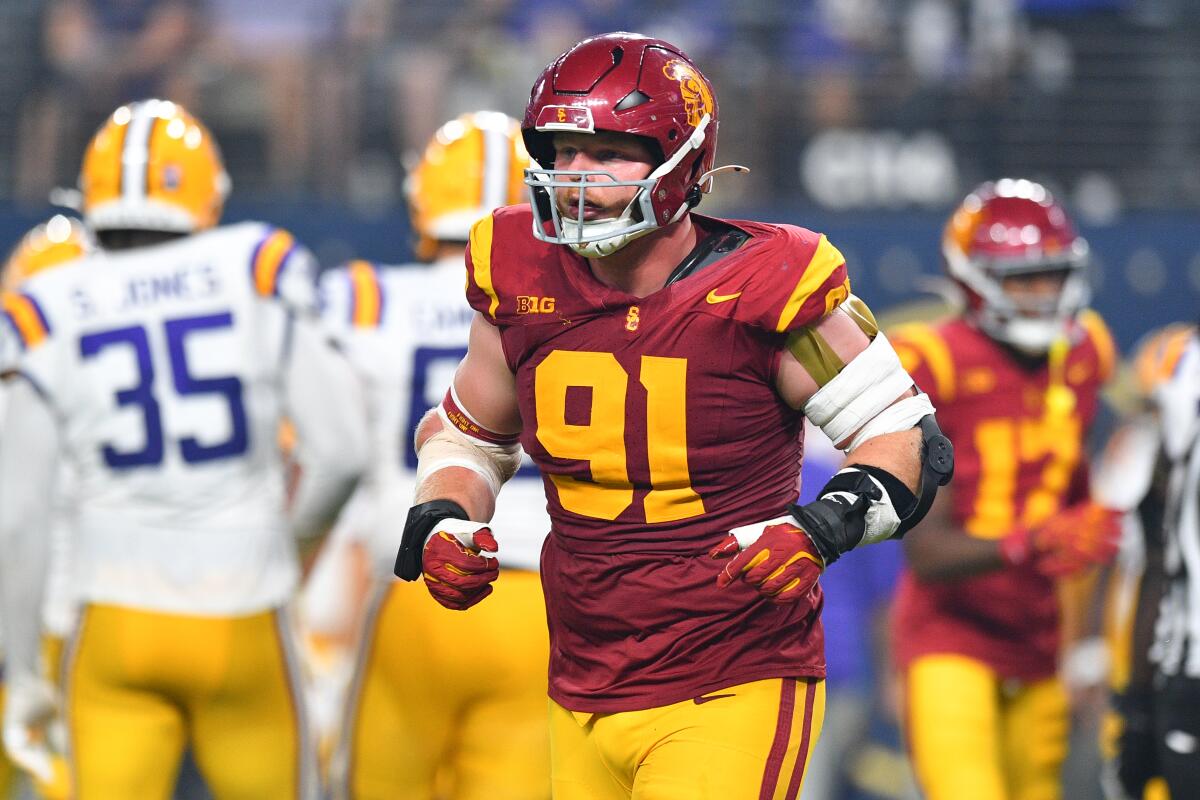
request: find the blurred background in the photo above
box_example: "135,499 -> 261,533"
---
0,0 -> 1196,353
0,4 -> 1195,798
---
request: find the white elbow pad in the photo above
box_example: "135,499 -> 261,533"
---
804,333 -> 914,448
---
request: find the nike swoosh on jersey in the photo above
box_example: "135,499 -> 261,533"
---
693,692 -> 736,705
706,289 -> 742,304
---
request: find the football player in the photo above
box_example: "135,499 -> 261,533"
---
0,100 -> 368,800
1094,324 -> 1191,800
392,33 -> 952,799
890,179 -> 1122,800
314,111 -> 553,799
0,216 -> 92,800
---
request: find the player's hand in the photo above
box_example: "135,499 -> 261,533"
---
999,502 -> 1121,577
710,516 -> 824,604
421,518 -> 499,610
1101,689 -> 1159,800
2,673 -> 64,786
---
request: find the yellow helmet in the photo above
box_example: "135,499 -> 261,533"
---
406,111 -> 530,261
3,215 -> 92,290
79,99 -> 231,234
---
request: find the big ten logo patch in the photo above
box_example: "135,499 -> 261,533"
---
516,295 -> 556,314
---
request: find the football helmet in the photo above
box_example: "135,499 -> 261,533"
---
522,32 -> 719,258
79,99 -> 230,234
407,111 -> 531,261
3,215 -> 91,290
943,179 -> 1089,354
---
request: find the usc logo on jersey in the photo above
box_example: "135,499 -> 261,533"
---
662,60 -> 714,127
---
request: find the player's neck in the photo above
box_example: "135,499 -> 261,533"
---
586,216 -> 697,298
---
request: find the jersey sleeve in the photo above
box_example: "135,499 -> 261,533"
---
464,212 -> 500,324
1078,309 -> 1118,384
1,288 -> 63,406
738,228 -> 851,334
248,226 -> 318,314
888,322 -> 957,408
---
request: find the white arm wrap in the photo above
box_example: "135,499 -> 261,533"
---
415,409 -> 522,498
846,393 -> 936,452
804,332 -> 915,448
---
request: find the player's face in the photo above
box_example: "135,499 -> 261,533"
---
1000,269 -> 1067,316
551,131 -> 657,221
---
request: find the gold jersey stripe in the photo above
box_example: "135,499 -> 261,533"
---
252,230 -> 295,297
469,214 -> 500,319
2,292 -> 49,349
890,323 -> 956,403
348,260 -> 382,328
775,235 -> 845,333
1078,309 -> 1116,382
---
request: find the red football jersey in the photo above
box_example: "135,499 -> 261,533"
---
890,312 -> 1116,680
463,206 -> 851,712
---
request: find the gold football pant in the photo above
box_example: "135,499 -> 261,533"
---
550,676 -> 825,800
904,654 -> 1069,800
339,569 -> 551,800
0,680 -> 15,799
65,604 -> 317,800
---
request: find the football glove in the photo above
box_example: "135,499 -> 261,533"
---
2,673 -> 67,789
1101,688 -> 1159,800
999,501 -> 1121,577
710,516 -> 824,604
421,518 -> 500,610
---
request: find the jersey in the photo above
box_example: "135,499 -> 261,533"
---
3,222 -> 316,616
464,205 -> 852,712
1152,332 -> 1200,678
890,312 -> 1115,680
318,257 -> 551,573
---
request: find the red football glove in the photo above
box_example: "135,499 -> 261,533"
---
999,502 -> 1121,577
709,516 -> 825,604
421,519 -> 500,610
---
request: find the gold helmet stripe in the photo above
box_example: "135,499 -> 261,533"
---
121,101 -> 160,204
481,116 -> 511,213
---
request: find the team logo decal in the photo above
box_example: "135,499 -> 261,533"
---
625,305 -> 640,332
662,60 -> 714,127
536,105 -> 595,133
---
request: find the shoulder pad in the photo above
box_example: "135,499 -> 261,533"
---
888,321 -> 957,405
330,260 -> 385,329
729,226 -> 850,333
248,226 -> 317,312
1,290 -> 52,352
1076,309 -> 1117,383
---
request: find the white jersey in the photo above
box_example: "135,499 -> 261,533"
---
3,284 -> 83,640
319,257 -> 550,573
6,222 -> 317,616
1152,333 -> 1200,678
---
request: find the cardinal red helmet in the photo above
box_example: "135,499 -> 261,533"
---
943,179 -> 1090,353
522,32 -> 719,257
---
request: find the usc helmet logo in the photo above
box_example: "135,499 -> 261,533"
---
662,60 -> 714,128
